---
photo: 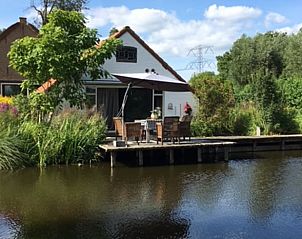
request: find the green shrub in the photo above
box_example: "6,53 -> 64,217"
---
18,108 -> 107,166
0,125 -> 29,170
231,109 -> 254,136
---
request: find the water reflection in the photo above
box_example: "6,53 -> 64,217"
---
0,152 -> 302,238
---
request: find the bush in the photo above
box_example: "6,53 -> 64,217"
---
18,108 -> 107,166
0,106 -> 107,169
0,125 -> 29,170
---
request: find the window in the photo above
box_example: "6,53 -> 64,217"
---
1,84 -> 21,96
116,46 -> 137,63
85,86 -> 96,108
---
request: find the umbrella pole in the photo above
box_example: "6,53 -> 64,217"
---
121,83 -> 132,141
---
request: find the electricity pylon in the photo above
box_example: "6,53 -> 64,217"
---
185,45 -> 215,73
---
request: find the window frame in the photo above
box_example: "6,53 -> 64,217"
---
85,86 -> 97,108
116,46 -> 138,63
1,83 -> 22,97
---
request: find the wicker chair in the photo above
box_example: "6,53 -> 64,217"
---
156,116 -> 180,145
179,115 -> 193,141
113,117 -> 142,144
113,117 -> 124,140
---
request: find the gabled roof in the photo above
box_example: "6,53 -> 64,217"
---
0,17 -> 38,41
37,26 -> 186,93
104,26 -> 186,83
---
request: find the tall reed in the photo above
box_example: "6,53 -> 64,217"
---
0,125 -> 28,170
18,108 -> 107,166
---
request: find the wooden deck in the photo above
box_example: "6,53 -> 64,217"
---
99,134 -> 302,167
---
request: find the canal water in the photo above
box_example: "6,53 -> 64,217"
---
1,151 -> 302,238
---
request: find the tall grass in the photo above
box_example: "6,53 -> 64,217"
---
0,107 -> 107,169
18,108 -> 107,167
0,125 -> 28,170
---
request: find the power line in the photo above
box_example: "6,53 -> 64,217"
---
184,45 -> 215,73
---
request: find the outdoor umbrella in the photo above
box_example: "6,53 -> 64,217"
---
112,72 -> 192,92
112,72 -> 191,141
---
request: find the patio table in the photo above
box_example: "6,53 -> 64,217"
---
135,119 -> 161,143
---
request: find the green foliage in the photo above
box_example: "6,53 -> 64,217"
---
190,72 -> 235,136
0,124 -> 29,170
218,32 -> 287,87
9,10 -> 121,113
278,76 -> 302,111
0,107 -> 106,169
216,31 -> 300,135
231,105 -> 257,136
0,116 -> 30,170
283,30 -> 302,78
18,108 -> 106,167
31,0 -> 88,25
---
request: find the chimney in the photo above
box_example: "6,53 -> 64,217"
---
19,17 -> 27,24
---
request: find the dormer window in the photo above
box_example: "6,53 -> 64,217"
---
116,46 -> 137,63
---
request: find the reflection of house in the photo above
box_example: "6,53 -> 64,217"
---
86,26 -> 195,128
0,17 -> 38,96
0,18 -> 195,128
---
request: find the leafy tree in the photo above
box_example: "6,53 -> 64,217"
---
109,27 -> 119,36
218,32 -> 287,90
9,10 -> 121,120
30,0 -> 88,25
283,29 -> 302,78
190,72 -> 235,136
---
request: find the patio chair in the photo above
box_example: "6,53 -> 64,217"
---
156,116 -> 180,145
113,117 -> 124,140
179,115 -> 193,141
113,117 -> 142,144
125,122 -> 142,144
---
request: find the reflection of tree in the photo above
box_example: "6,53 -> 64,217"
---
0,165 -> 191,238
114,214 -> 189,239
248,151 -> 286,221
188,163 -> 231,210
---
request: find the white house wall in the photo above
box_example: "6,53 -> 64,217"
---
164,91 -> 197,117
103,31 -> 196,117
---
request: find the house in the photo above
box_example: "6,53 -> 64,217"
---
0,19 -> 195,128
0,17 -> 38,96
84,26 -> 196,128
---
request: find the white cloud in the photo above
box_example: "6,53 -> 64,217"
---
277,23 -> 302,34
265,12 -> 288,28
84,5 -> 263,56
204,4 -> 262,22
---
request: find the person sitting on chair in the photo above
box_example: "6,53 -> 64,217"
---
181,102 -> 193,122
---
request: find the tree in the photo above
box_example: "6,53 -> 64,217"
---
190,72 -> 235,136
109,27 -> 119,36
9,10 -> 121,118
284,29 -> 302,78
30,0 -> 88,25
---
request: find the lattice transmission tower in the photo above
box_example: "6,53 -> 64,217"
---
185,45 -> 215,73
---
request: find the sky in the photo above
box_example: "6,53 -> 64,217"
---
1,0 -> 302,80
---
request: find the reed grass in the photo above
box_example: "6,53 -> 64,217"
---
0,107 -> 107,169
0,125 -> 28,170
18,108 -> 107,167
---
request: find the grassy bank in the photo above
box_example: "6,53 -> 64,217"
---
0,104 -> 106,170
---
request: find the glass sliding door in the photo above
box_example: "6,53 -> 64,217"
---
119,88 -> 152,122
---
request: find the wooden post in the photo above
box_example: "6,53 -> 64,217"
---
169,149 -> 174,165
281,140 -> 285,151
110,152 -> 116,168
215,146 -> 219,161
197,148 -> 202,163
138,150 -> 144,166
224,147 -> 229,162
253,142 -> 257,152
